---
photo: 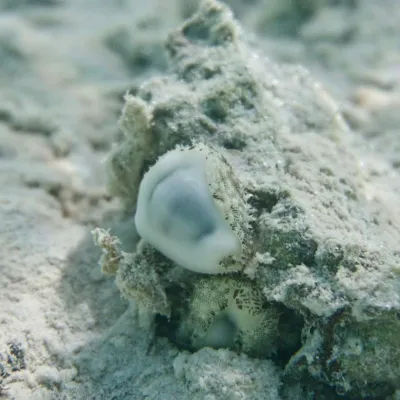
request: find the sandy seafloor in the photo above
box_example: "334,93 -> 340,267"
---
0,0 -> 400,399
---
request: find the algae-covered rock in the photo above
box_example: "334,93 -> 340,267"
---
97,0 -> 400,398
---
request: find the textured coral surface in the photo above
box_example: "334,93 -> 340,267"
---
1,0 -> 400,399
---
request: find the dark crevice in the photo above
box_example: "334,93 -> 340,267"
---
247,189 -> 280,214
272,304 -> 304,368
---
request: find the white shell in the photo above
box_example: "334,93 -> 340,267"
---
177,276 -> 279,356
135,146 -> 242,274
